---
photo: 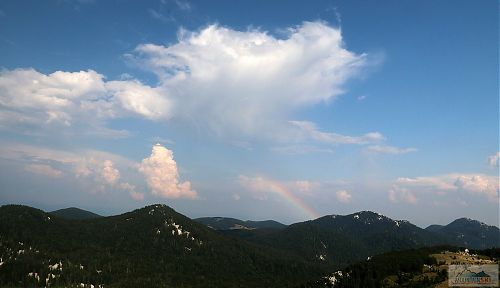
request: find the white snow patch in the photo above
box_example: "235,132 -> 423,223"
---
320,240 -> 327,249
49,261 -> 62,271
326,271 -> 343,285
28,272 -> 40,282
354,214 -> 359,219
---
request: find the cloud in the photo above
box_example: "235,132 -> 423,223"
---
388,185 -> 418,204
294,180 -> 318,195
237,175 -> 274,200
174,0 -> 191,11
270,145 -> 334,155
289,120 -> 384,145
101,160 -> 120,185
120,182 -> 145,201
391,173 -> 499,203
1,22 -> 380,147
0,68 -> 169,136
336,190 -> 352,203
131,21 -> 367,137
238,175 -> 319,200
488,152 -> 499,167
365,145 -> 417,155
0,142 -> 142,199
139,144 -> 197,199
454,175 -> 497,196
25,164 -> 63,178
148,9 -> 174,23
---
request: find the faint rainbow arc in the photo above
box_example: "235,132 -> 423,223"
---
266,179 -> 320,220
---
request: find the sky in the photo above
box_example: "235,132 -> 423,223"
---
0,0 -> 498,227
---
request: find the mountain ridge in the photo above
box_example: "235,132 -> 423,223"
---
50,207 -> 102,220
1,204 -> 498,287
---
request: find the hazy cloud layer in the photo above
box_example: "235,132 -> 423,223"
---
289,120 -> 384,145
139,144 -> 197,199
25,164 -> 63,178
0,143 -> 143,200
365,145 -> 417,155
390,173 -> 499,204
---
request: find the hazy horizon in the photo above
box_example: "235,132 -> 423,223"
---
0,0 -> 498,228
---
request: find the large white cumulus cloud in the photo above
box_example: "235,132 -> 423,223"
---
132,21 -> 367,136
0,68 -> 170,134
0,22 -> 372,142
139,144 -> 197,199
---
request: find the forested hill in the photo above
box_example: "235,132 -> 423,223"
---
50,207 -> 101,220
0,204 -> 325,288
195,216 -> 286,230
0,204 -> 498,287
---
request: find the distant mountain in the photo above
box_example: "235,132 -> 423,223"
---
1,204 -> 498,287
50,207 -> 101,220
0,204 -> 323,288
426,218 -> 500,249
425,224 -> 444,232
235,211 -> 447,267
195,217 -> 286,230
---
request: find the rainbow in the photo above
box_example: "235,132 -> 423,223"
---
265,179 -> 320,220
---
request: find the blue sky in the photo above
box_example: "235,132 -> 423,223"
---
0,0 -> 498,227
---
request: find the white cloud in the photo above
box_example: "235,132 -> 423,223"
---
0,68 -> 169,136
488,152 -> 499,167
101,160 -> 120,185
294,180 -> 318,195
120,182 -> 145,201
388,185 -> 418,204
271,145 -> 334,155
454,175 -> 497,196
365,145 -> 417,155
289,120 -> 384,145
0,22 -> 380,147
0,142 -> 142,198
131,21 -> 367,137
336,190 -> 352,203
25,164 -> 63,178
238,175 -> 274,200
139,144 -> 197,199
391,173 -> 499,203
